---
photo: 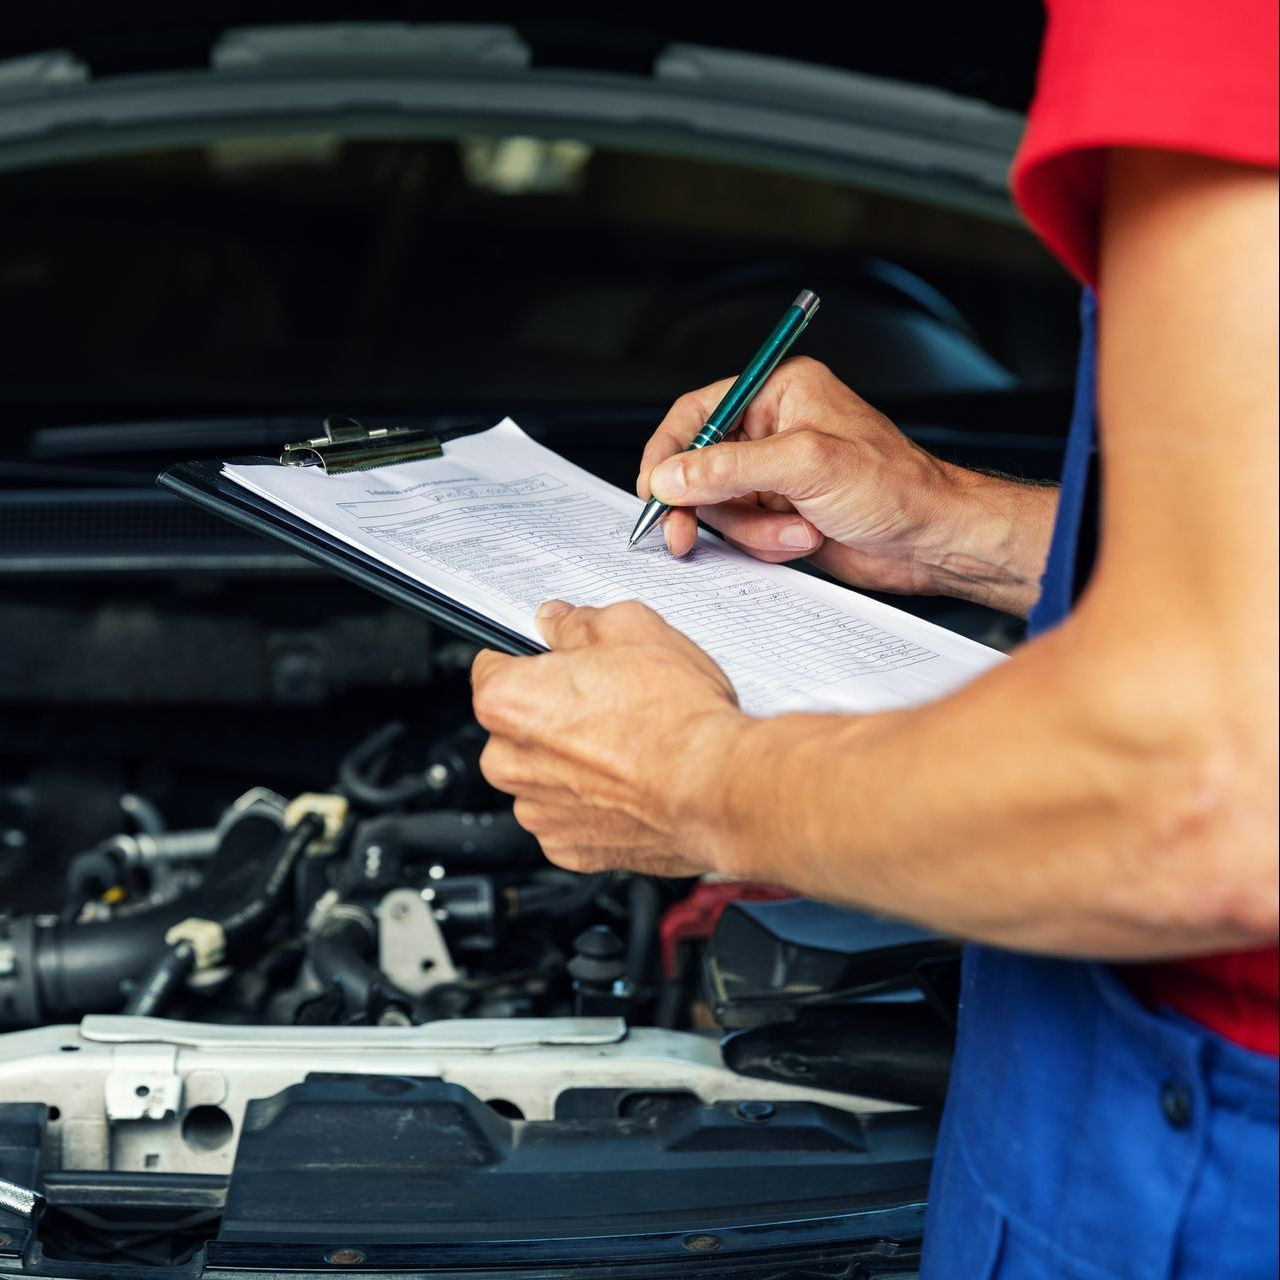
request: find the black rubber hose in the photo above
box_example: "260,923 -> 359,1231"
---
14,813 -> 309,1023
219,814 -> 322,952
350,810 -> 542,879
625,878 -> 661,989
0,808 -> 284,1026
28,902 -> 193,1019
308,915 -> 421,1022
122,940 -> 196,1017
338,722 -> 439,809
308,916 -> 379,1016
510,870 -> 606,919
111,816 -> 322,1021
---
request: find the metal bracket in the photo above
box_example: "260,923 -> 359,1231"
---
378,888 -> 458,996
103,1044 -> 182,1121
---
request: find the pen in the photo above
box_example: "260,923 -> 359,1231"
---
628,288 -> 821,548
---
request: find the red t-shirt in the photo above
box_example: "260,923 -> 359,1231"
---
1011,0 -> 1279,1055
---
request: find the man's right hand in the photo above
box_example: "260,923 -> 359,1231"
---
638,356 -> 1057,617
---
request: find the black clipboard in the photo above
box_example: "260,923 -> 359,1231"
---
158,447 -> 542,657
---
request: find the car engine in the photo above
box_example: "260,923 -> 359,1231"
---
0,580 -> 961,1270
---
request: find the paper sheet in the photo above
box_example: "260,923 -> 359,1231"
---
225,419 -> 1003,715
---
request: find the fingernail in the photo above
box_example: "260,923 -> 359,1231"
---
651,459 -> 686,500
779,523 -> 814,549
537,599 -> 571,618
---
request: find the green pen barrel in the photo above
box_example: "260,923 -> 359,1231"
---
689,288 -> 820,450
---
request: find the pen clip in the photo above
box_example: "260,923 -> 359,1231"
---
280,417 -> 444,474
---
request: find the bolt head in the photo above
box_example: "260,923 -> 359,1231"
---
735,1100 -> 775,1122
324,1247 -> 366,1266
683,1234 -> 723,1253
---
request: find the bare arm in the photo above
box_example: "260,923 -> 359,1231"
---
683,149 -> 1279,956
636,358 -> 1058,618
473,149 -> 1277,960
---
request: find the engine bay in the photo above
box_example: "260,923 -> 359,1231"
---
0,575 -> 962,1272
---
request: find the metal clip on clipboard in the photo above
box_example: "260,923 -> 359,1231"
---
158,417 -> 536,656
280,416 -> 444,474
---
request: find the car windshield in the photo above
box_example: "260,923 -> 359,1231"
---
0,133 -> 1077,432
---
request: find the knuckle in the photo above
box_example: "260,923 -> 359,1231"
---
478,739 -> 504,785
608,600 -> 651,627
472,669 -> 520,729
667,390 -> 704,428
787,354 -> 829,381
788,427 -> 834,472
478,738 -> 521,790
565,607 -> 601,639
471,681 -> 498,724
511,798 -> 541,833
701,446 -> 740,491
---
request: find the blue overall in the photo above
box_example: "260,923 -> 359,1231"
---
919,292 -> 1280,1279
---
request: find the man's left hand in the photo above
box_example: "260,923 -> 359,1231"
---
471,600 -> 744,876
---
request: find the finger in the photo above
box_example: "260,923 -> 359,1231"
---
733,355 -> 817,440
649,432 -> 824,509
471,650 -> 533,731
638,357 -> 823,498
663,507 -> 699,556
719,535 -> 816,564
478,736 -> 532,794
697,500 -> 823,557
636,380 -> 736,498
597,599 -> 665,635
470,647 -> 515,689
535,600 -> 603,650
512,796 -> 549,836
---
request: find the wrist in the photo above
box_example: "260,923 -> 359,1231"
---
914,464 -> 1057,616
664,706 -> 760,876
668,711 -> 831,883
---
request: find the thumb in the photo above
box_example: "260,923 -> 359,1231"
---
535,599 -> 597,650
649,435 -> 808,508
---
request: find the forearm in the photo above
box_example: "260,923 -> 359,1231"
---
912,465 -> 1058,618
683,601 -> 1276,959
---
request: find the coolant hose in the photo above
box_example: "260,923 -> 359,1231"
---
121,815 -> 324,1020
219,814 -> 322,952
122,940 -> 197,1017
0,807 -> 298,1026
348,811 -> 542,885
625,878 -> 661,990
308,913 -> 422,1022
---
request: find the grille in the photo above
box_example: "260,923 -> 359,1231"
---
0,489 -> 292,567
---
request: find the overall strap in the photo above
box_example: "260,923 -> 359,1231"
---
1028,288 -> 1101,637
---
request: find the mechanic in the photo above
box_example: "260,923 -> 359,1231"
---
470,3 -> 1279,1276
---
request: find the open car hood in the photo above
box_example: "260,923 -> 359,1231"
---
0,13 -> 1031,221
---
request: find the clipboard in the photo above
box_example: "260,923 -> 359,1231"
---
157,419 -> 541,657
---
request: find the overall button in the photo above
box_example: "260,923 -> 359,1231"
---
1160,1081 -> 1193,1129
